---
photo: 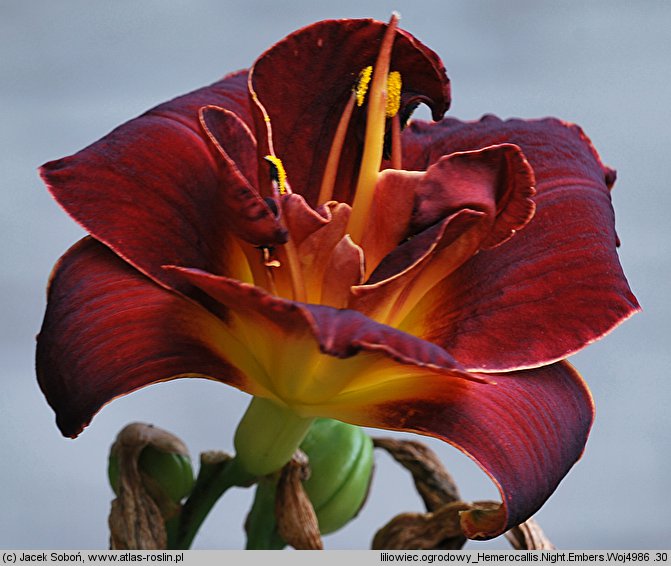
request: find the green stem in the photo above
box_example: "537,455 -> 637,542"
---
245,476 -> 287,550
171,397 -> 313,549
172,454 -> 256,550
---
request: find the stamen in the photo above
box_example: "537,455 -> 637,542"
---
319,62 -> 391,205
317,92 -> 356,204
347,13 -> 400,244
238,241 -> 276,295
259,159 -> 307,302
355,66 -> 373,107
278,239 -> 307,303
387,72 -> 403,169
264,155 -> 288,195
390,113 -> 402,169
385,71 -> 402,118
262,253 -> 280,296
262,247 -> 281,268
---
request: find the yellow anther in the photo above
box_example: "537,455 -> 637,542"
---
264,155 -> 288,195
385,71 -> 402,118
262,247 -> 281,268
355,66 -> 373,107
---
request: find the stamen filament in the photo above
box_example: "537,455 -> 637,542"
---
278,239 -> 308,303
240,241 -> 274,293
347,13 -> 400,243
260,247 -> 281,296
265,265 -> 280,297
390,113 -> 402,169
317,92 -> 356,205
256,155 -> 307,302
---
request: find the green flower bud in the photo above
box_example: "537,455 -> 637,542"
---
108,452 -> 121,496
138,445 -> 194,503
299,418 -> 374,534
107,423 -> 194,504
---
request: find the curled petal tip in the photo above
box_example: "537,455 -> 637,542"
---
459,504 -> 507,540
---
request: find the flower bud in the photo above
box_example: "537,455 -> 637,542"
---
138,445 -> 194,503
299,418 -> 374,534
108,424 -> 194,505
107,423 -> 194,549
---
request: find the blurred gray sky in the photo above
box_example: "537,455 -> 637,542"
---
1,0 -> 669,550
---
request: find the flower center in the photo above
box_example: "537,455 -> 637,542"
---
248,13 -> 404,305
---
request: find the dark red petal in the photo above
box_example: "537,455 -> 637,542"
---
40,72 -> 284,297
312,361 -> 594,539
161,267 -> 489,417
281,193 -> 333,247
410,144 -> 536,248
277,194 -> 357,305
351,210 -> 485,325
199,104 -> 260,191
350,145 -> 534,325
36,238 -> 252,438
359,168 -> 417,278
165,266 -> 469,374
320,236 -> 364,309
249,18 -> 450,205
359,143 -> 534,288
152,69 -> 252,128
198,105 -> 286,245
399,116 -> 639,370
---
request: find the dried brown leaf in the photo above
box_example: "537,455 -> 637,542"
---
373,437 -> 461,510
109,482 -> 166,550
372,501 -> 473,550
373,437 -> 466,548
505,518 -> 555,550
275,451 -> 323,550
373,438 -> 556,551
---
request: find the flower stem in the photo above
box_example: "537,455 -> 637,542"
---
172,453 -> 255,549
171,398 -> 313,549
245,476 -> 287,549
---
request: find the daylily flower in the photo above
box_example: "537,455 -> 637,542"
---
37,16 -> 638,540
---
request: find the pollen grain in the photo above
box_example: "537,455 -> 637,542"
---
355,66 -> 373,107
385,71 -> 402,118
264,155 -> 288,195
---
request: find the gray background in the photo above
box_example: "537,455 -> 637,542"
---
2,0 -> 669,550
